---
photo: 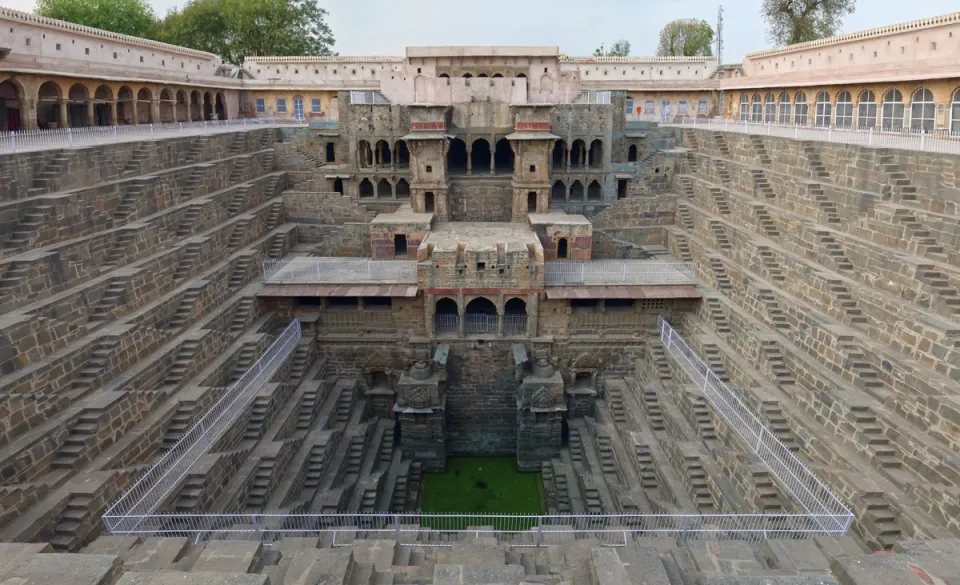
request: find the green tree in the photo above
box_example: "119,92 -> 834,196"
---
157,0 -> 336,64
762,0 -> 856,46
593,40 -> 631,57
35,0 -> 157,38
656,19 -> 714,57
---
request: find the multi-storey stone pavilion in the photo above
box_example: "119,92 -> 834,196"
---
1,6 -> 960,585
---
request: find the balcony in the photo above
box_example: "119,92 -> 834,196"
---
263,259 -> 418,284
543,261 -> 696,286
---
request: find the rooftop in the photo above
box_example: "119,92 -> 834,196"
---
420,221 -> 541,253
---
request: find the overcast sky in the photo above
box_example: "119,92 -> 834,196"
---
3,0 -> 958,61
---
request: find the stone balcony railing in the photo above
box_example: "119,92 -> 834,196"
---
543,261 -> 697,286
263,259 -> 418,284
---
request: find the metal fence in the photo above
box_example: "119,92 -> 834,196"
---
0,118 -> 303,154
434,313 -> 460,333
464,313 -> 497,334
102,320 -> 302,535
101,511 -> 850,544
349,91 -> 391,105
503,314 -> 527,335
263,259 -> 418,284
544,261 -> 697,286
657,317 -> 854,534
671,117 -> 960,156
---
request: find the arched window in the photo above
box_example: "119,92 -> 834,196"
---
293,95 -> 304,121
794,92 -> 808,126
764,93 -> 776,123
910,87 -> 935,134
447,138 -> 467,172
834,91 -> 853,128
881,89 -> 905,132
814,92 -> 832,127
503,298 -> 527,334
377,178 -> 392,199
358,178 -> 374,198
739,94 -> 750,121
434,298 -> 459,333
857,90 -> 877,129
552,139 -> 567,168
464,297 -> 497,334
751,93 -> 762,123
777,92 -> 791,125
951,88 -> 960,134
551,180 -> 566,202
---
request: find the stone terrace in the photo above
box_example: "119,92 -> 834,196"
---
670,126 -> 960,549
5,534 -> 960,584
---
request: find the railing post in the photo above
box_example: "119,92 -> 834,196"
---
395,514 -> 401,542
536,516 -> 543,546
67,128 -> 73,147
10,134 -> 15,152
828,126 -> 832,142
114,125 -> 119,142
794,125 -> 799,139
920,132 -> 925,151
868,127 -> 873,146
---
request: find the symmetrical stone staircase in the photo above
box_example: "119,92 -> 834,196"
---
757,288 -> 789,329
710,187 -> 731,214
709,221 -> 732,249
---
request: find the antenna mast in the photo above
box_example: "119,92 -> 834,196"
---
717,4 -> 724,114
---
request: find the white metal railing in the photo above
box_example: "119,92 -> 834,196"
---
263,259 -> 418,284
464,313 -> 498,334
102,511 -> 850,544
572,90 -> 613,105
0,118 -> 305,154
658,317 -> 854,533
350,91 -> 391,105
673,117 -> 960,155
102,320 -> 302,534
544,261 -> 697,286
434,314 -> 459,333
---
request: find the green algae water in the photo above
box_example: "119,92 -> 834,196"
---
421,457 -> 543,528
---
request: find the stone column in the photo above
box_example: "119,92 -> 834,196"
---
466,144 -> 473,176
23,99 -> 38,130
151,100 -> 160,125
565,145 -> 571,172
131,101 -> 139,125
58,100 -> 69,128
490,137 -> 496,175
86,101 -> 95,127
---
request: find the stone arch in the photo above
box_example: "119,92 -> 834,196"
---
951,87 -> 960,134
464,296 -> 497,333
628,144 -> 638,162
136,87 -> 153,124
909,87 -> 935,134
551,180 -> 566,202
66,83 -> 91,127
395,178 -> 410,199
159,88 -> 175,123
357,140 -> 373,167
190,90 -> 201,121
395,140 -> 410,167
434,297 -> 459,333
463,73 -> 473,79
764,93 -> 776,123
175,89 -> 188,122
471,138 -> 491,171
739,94 -> 750,121
92,84 -> 113,126
494,138 -> 513,173
202,91 -> 213,120
569,180 -> 584,201
377,178 -> 392,199
588,139 -> 603,168
333,178 -> 344,195
439,73 -> 450,79
557,237 -> 568,259
881,88 -> 904,132
570,139 -> 586,168
477,73 -> 488,78
857,90 -> 877,129
492,73 -> 504,78
814,91 -> 832,127
0,78 -> 24,131
794,92 -> 808,126
587,180 -> 602,201
448,137 -> 467,172
751,93 -> 762,122
504,297 -> 527,334
375,139 -> 391,165
117,86 -> 135,125
215,92 -> 225,120
552,139 -> 567,169
358,177 -> 374,198
834,90 -> 853,128
516,73 -> 527,78
777,92 -> 791,124
37,80 -> 63,129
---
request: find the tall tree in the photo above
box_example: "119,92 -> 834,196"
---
593,40 -> 631,57
157,0 -> 336,64
35,0 -> 157,38
656,19 -> 714,57
762,0 -> 856,46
